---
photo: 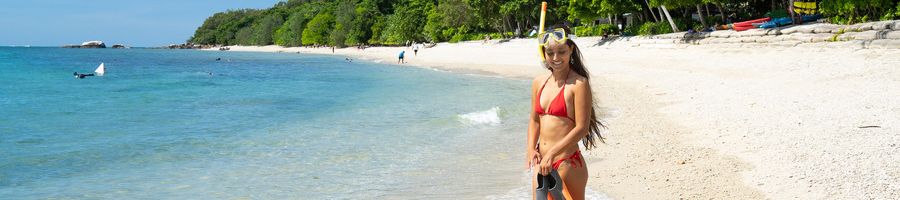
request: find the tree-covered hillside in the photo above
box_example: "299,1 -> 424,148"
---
189,0 -> 899,47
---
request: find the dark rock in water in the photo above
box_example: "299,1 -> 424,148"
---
112,44 -> 127,48
165,43 -> 210,49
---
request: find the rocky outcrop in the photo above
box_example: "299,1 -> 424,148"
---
63,40 -> 107,48
165,43 -> 213,49
80,41 -> 106,48
111,44 -> 128,48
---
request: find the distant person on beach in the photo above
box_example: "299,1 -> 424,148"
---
413,44 -> 419,56
73,72 -> 94,79
398,50 -> 405,64
527,25 -> 605,200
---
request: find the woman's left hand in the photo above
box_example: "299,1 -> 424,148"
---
538,149 -> 557,175
526,148 -> 541,169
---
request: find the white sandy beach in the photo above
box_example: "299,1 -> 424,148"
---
210,34 -> 900,199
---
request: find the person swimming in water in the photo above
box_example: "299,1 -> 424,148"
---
73,72 -> 94,79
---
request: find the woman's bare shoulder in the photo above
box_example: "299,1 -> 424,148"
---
533,73 -> 550,82
570,73 -> 591,89
532,73 -> 550,86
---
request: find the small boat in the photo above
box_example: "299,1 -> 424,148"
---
733,25 -> 756,31
758,17 -> 793,29
733,17 -> 771,27
94,63 -> 105,76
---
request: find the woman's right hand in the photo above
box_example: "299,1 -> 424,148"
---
526,148 -> 541,170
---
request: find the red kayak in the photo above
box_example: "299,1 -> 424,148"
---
733,25 -> 756,31
733,17 -> 771,27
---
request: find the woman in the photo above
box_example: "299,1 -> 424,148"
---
527,25 -> 605,200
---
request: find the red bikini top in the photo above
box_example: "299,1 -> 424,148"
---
534,73 -> 572,120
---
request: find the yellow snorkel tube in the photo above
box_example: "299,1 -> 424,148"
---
538,2 -> 547,61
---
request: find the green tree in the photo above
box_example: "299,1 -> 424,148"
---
274,13 -> 309,46
649,0 -> 701,9
820,0 -> 898,23
302,12 -> 335,46
235,26 -> 254,45
348,0 -> 383,45
190,9 -> 260,45
465,0 -> 503,33
332,0 -> 356,47
368,15 -> 387,44
380,0 -> 434,44
423,5 -> 444,42
251,14 -> 285,45
424,0 -> 474,42
567,0 -> 600,23
499,0 -> 532,37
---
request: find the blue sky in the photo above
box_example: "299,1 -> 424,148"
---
0,1 -> 282,47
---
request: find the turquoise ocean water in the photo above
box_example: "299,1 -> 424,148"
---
0,47 -> 611,199
0,47 -> 543,199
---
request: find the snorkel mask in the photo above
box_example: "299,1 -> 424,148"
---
538,28 -> 576,61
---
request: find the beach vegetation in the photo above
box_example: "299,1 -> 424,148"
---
190,9 -> 261,45
820,0 -> 899,24
331,0 -> 356,47
302,12 -> 335,46
274,12 -> 309,47
368,16 -> 388,44
379,0 -> 434,45
575,24 -> 619,36
251,14 -> 285,45
448,32 -> 473,43
639,21 -> 673,35
425,0 -> 475,42
345,0 -> 381,46
191,0 -> 900,46
883,4 -> 900,20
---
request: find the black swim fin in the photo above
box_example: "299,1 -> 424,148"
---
548,170 -> 566,200
535,173 -> 549,200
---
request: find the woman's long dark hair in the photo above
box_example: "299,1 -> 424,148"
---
541,25 -> 607,150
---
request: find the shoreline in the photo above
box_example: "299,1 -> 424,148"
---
207,35 -> 900,199
205,41 -> 547,80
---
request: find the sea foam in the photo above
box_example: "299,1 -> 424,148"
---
458,107 -> 501,125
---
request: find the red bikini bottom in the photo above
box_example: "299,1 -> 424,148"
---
552,150 -> 583,170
